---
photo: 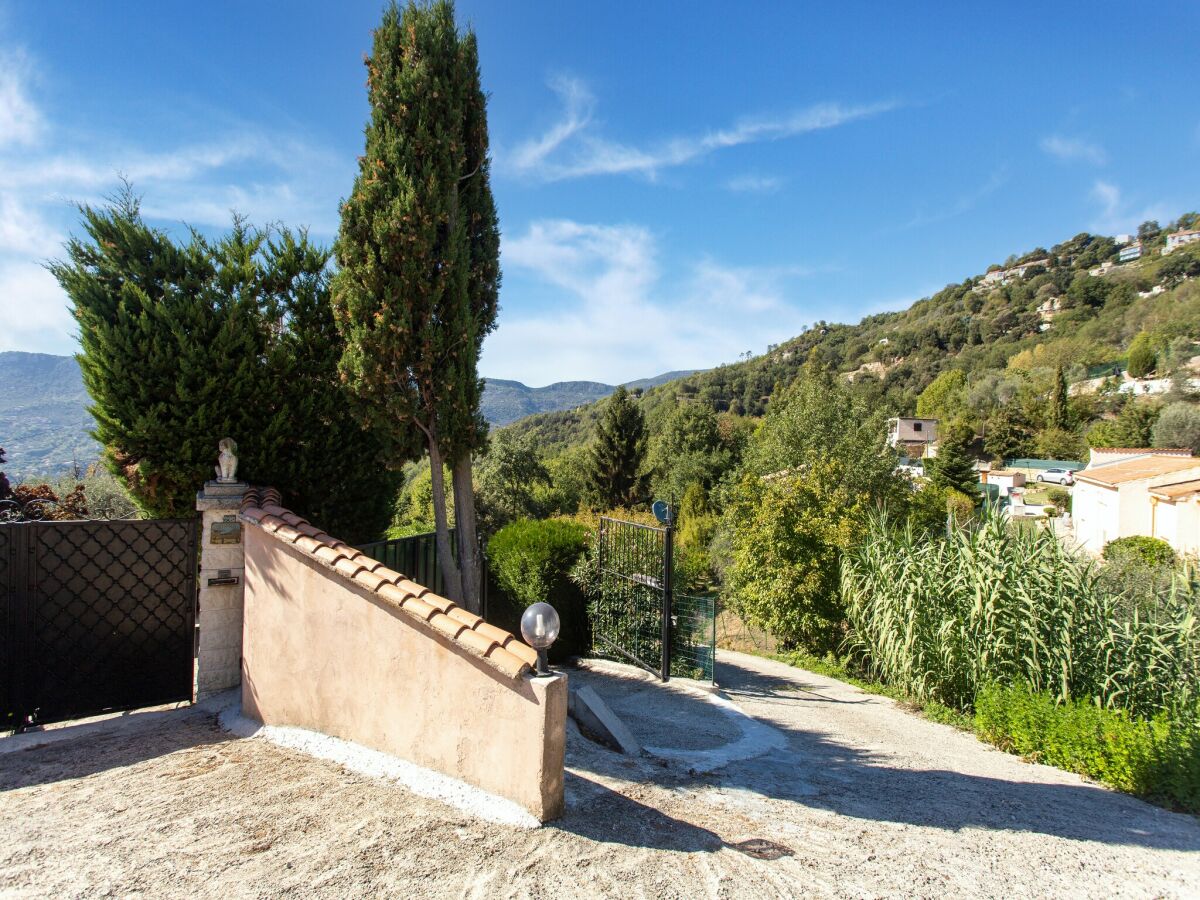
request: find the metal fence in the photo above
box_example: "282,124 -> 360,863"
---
673,592 -> 716,681
1,517 -> 198,731
357,530 -> 453,596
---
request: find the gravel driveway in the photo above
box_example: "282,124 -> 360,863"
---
2,650 -> 1198,898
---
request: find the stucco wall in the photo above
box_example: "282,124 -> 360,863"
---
1073,481 -> 1117,553
241,527 -> 566,821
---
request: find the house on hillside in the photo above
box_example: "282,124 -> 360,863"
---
1115,234 -> 1133,246
887,417 -> 939,458
980,469 -> 1025,497
978,258 -> 1051,289
1089,261 -> 1117,277
1072,450 -> 1200,555
1119,242 -> 1143,263
1037,297 -> 1062,321
1162,230 -> 1200,255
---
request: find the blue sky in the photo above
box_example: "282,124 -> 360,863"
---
2,2 -> 1198,384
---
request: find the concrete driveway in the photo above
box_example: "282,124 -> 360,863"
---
2,651 -> 1198,898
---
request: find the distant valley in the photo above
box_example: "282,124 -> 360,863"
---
0,351 -> 694,479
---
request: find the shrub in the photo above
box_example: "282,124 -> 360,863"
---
976,683 -> 1200,812
487,519 -> 590,658
1103,536 -> 1177,568
1046,487 -> 1070,513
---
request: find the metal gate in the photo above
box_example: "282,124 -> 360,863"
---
593,516 -> 716,682
1,518 -> 198,731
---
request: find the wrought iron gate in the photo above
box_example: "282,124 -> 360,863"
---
1,518 -> 198,731
593,516 -> 716,682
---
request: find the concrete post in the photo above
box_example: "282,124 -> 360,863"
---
195,479 -> 249,697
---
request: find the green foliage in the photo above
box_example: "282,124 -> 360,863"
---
915,369 -> 966,421
1046,487 -> 1070,513
474,430 -> 549,534
0,446 -> 10,500
487,518 -> 590,658
648,403 -> 736,504
51,193 -> 397,542
841,512 -> 1200,717
1127,332 -> 1157,378
976,683 -> 1200,812
586,386 -> 649,508
927,428 -> 979,498
1087,401 -> 1161,449
1047,365 -> 1069,429
1033,426 -> 1086,462
1151,401 -> 1200,454
333,0 -> 500,603
1103,536 -> 1177,568
723,376 -> 906,652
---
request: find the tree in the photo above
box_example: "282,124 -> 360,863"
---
52,193 -> 397,542
1137,220 -> 1162,245
1047,365 -> 1070,429
1152,402 -> 1200,454
916,369 -> 967,422
983,406 -> 1033,461
723,375 -> 907,652
587,386 -> 649,508
928,428 -> 978,498
649,403 -> 735,504
1127,332 -> 1157,379
1158,250 -> 1200,287
332,0 -> 500,611
474,430 -> 549,533
1086,402 -> 1160,449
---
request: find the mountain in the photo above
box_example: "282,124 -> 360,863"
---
505,219 -> 1200,456
0,350 -> 696,478
0,352 -> 100,481
482,371 -> 696,426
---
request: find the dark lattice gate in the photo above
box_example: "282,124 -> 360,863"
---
1,518 -> 198,731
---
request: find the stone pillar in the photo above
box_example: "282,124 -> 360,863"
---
195,479 -> 249,697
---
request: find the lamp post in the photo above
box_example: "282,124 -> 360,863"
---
520,602 -> 560,675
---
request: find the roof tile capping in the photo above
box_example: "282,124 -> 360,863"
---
238,487 -> 536,679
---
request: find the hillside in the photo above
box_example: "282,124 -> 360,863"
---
0,352 -> 100,481
506,219 -> 1200,455
0,350 -> 695,478
482,370 -> 695,425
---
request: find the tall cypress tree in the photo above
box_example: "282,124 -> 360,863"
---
333,0 -> 499,611
1047,365 -> 1070,430
587,386 -> 649,508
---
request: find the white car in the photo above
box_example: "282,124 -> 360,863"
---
1036,468 -> 1074,486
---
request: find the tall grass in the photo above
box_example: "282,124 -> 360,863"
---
841,513 -> 1200,718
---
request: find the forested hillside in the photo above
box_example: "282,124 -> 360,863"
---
506,216 -> 1200,462
482,370 -> 696,425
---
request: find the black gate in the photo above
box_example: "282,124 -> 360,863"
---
1,518 -> 198,731
593,515 -> 715,682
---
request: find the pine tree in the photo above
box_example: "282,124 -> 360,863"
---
587,387 -> 649,508
929,429 -> 979,499
332,0 -> 500,610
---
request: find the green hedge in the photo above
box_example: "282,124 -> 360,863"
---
975,682 -> 1200,812
486,519 -> 590,660
1102,535 -> 1176,568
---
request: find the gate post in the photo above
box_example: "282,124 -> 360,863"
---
661,520 -> 673,682
194,442 -> 248,698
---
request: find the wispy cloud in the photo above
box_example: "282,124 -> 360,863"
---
1088,179 -> 1170,234
486,218 -> 814,384
0,49 -> 42,148
504,76 -> 898,182
725,174 -> 784,194
1040,135 -> 1107,166
899,168 -> 1007,230
0,42 -> 348,355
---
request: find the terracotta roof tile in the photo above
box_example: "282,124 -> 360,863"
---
457,628 -> 499,657
333,557 -> 367,580
428,612 -> 467,640
485,645 -> 531,678
353,569 -> 388,593
238,488 -> 533,679
1078,456 -> 1200,486
447,607 -> 481,628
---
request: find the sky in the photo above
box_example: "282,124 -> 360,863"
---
1,2 -> 1198,386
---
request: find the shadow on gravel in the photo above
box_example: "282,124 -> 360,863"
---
0,710 -> 228,791
568,656 -> 1200,853
555,774 -> 724,852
